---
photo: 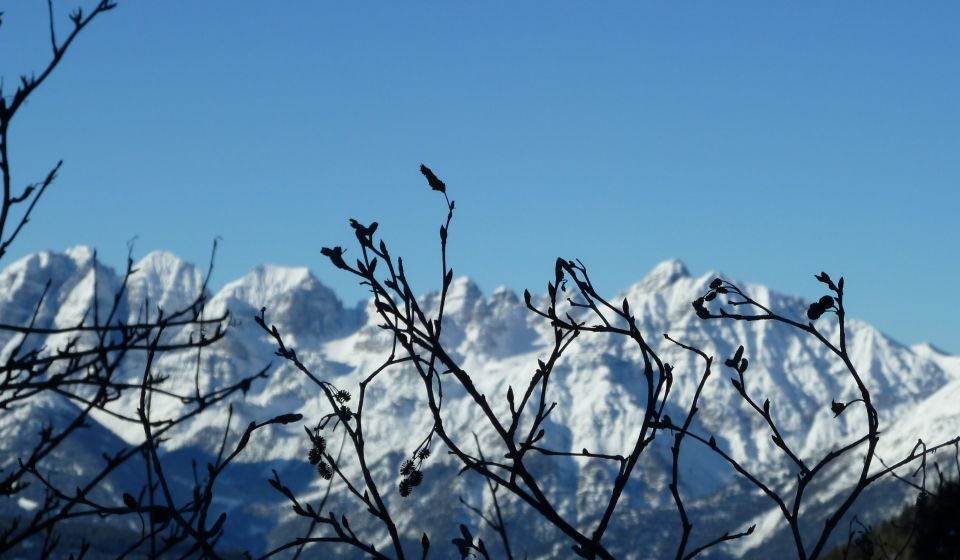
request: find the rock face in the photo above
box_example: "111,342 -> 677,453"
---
1,248 -> 957,558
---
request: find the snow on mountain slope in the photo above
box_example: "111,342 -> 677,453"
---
0,247 -> 121,347
1,247 -> 957,558
0,247 -> 129,436
126,250 -> 206,318
912,342 -> 960,380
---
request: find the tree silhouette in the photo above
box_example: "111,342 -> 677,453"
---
2,3 -> 958,559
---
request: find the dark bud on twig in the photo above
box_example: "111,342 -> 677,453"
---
349,219 -> 378,240
831,400 -> 847,417
692,297 -> 710,319
399,478 -> 412,497
807,304 -> 825,321
236,422 -> 255,453
400,459 -> 415,476
421,533 -> 431,556
710,278 -> 723,290
807,295 -> 835,320
209,511 -> 228,536
269,413 -> 303,425
335,389 -> 351,403
308,446 -> 322,465
321,246 -> 348,270
122,493 -> 139,510
417,448 -> 431,460
725,345 -> 745,368
815,271 -> 837,291
419,164 -> 446,193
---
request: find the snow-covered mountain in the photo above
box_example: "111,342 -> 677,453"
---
1,247 -> 957,558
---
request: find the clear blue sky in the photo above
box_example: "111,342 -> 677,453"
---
2,2 -> 958,353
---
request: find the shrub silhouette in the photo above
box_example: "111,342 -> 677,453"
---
915,477 -> 960,559
822,475 -> 960,560
255,163 -> 960,559
2,4 -> 958,559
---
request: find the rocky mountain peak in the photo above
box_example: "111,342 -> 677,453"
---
638,258 -> 691,291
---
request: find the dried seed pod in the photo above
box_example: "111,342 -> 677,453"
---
408,470 -> 424,487
317,461 -> 334,480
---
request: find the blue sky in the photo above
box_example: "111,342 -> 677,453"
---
1,2 -> 958,353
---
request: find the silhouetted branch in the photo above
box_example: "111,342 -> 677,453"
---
0,6 -> 280,556
691,274 -> 959,560
459,433 -> 516,560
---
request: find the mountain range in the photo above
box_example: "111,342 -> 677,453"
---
1,246 -> 958,558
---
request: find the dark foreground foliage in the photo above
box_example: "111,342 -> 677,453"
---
824,477 -> 960,560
